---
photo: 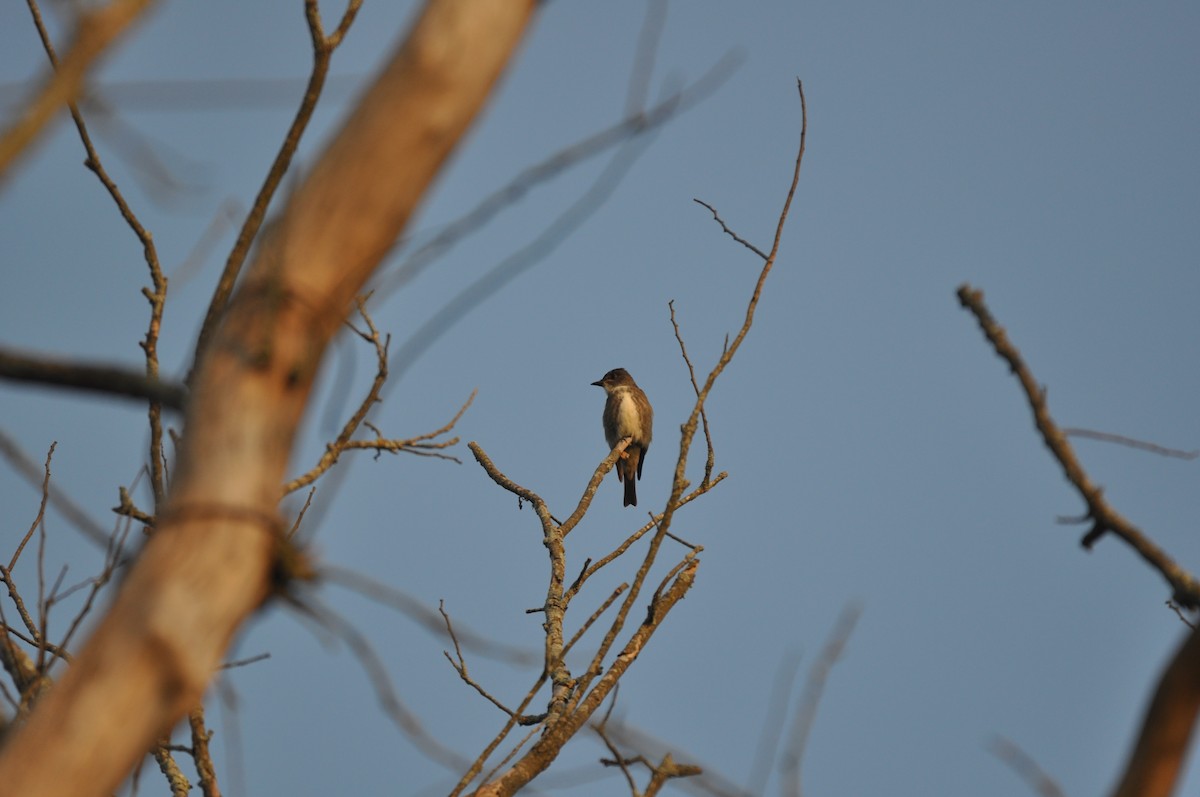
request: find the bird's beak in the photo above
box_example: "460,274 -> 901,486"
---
591,379 -> 603,387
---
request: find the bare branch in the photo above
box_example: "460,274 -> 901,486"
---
957,285 -> 1200,607
293,596 -> 469,771
669,300 -> 715,487
1,0 -> 157,182
781,605 -> 861,797
1062,428 -> 1198,460
283,303 -> 474,495
0,429 -> 113,549
188,706 -> 221,797
0,3 -> 538,793
1110,627 -> 1200,797
440,602 -> 526,720
0,349 -> 185,410
191,0 -> 366,370
23,0 -> 174,504
747,650 -> 803,796
692,199 -> 769,261
322,566 -> 534,665
372,52 -> 741,308
989,736 -> 1067,797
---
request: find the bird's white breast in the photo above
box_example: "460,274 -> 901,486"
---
614,388 -> 644,438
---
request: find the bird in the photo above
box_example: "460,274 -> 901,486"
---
591,368 -> 653,507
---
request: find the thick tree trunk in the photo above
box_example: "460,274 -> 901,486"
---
0,2 -> 535,795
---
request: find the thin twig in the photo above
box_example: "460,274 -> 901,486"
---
989,736 -> 1067,797
291,596 -> 468,771
669,301 -> 716,486
692,199 -> 769,261
781,604 -> 861,797
372,52 -> 741,307
1062,428 -> 1198,460
9,443 -> 54,572
25,0 -> 174,505
440,602 -> 524,720
747,650 -> 804,796
322,565 -> 534,665
0,429 -> 113,549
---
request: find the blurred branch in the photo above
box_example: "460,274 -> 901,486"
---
956,285 -> 1200,607
0,348 -> 185,410
0,429 -> 113,549
292,596 -> 470,772
0,2 -> 539,794
191,0 -> 365,372
781,604 -> 860,797
0,0 -> 157,183
322,566 -> 535,666
1062,428 -> 1198,461
989,736 -> 1067,797
1110,627 -> 1200,797
376,53 -> 741,387
372,50 -> 741,307
747,650 -> 803,796
25,0 -> 173,505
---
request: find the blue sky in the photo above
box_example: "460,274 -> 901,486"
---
2,1 -> 1199,795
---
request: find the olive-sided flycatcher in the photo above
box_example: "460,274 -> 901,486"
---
591,368 -> 653,507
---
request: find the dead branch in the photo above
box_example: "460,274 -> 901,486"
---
191,0 -> 365,371
989,736 -> 1067,797
781,604 -> 861,797
0,348 -> 185,410
1061,428 -> 1198,460
459,82 -> 807,797
0,3 -> 537,794
24,0 -> 172,504
1110,627 -> 1200,797
1,0 -> 157,182
956,285 -> 1200,607
0,428 -> 113,549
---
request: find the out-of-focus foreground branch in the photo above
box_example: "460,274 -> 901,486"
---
1111,626 -> 1200,797
0,0 -> 157,184
0,2 -> 536,795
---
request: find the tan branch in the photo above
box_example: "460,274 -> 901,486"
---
25,0 -> 172,504
1110,627 -> 1200,797
0,3 -> 536,794
191,0 -> 365,370
1,0 -> 157,182
956,285 -> 1200,607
